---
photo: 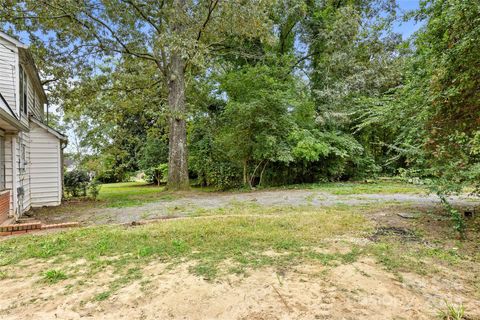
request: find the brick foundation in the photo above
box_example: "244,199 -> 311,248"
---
0,190 -> 10,224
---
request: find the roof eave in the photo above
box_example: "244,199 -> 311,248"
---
0,31 -> 28,49
0,108 -> 28,132
29,116 -> 67,142
19,49 -> 49,103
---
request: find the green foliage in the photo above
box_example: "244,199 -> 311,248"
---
138,136 -> 169,185
380,0 -> 480,195
437,300 -> 466,320
42,269 -> 68,284
217,64 -> 298,186
1,0 -> 275,190
87,180 -> 102,200
142,163 -> 168,186
64,170 -> 90,198
437,194 -> 466,238
350,0 -> 480,237
4,0 -> 478,205
189,116 -> 243,190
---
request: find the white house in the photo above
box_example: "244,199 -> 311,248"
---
0,31 -> 67,224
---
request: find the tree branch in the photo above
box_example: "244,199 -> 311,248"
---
196,0 -> 219,42
120,0 -> 163,35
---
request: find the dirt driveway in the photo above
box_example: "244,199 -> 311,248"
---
33,188 -> 479,226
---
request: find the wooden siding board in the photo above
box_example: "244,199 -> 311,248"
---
29,122 -> 61,207
0,37 -> 17,112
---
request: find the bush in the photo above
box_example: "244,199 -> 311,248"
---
87,180 -> 102,200
64,169 -> 90,197
144,163 -> 168,186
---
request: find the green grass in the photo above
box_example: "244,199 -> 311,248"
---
42,269 -> 68,284
0,205 -> 375,295
366,239 -> 466,278
437,301 -> 466,320
2,200 -> 479,303
97,181 -> 176,208
0,206 -> 370,272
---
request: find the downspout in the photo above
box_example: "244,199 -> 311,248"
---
11,136 -> 18,221
60,141 -> 67,202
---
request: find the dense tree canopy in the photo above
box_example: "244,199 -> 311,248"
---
363,0 -> 480,195
1,0 -> 478,198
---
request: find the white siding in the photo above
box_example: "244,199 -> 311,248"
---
29,121 -> 61,207
0,37 -> 17,115
0,33 -> 61,216
30,90 -> 43,120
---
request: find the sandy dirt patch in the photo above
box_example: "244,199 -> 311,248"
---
0,258 -> 478,320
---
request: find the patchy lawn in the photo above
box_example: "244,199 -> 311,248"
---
97,181 -> 174,207
1,194 -> 479,319
29,180 -> 453,227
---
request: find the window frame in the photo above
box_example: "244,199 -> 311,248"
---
19,65 -> 28,115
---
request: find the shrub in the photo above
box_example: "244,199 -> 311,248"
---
144,163 -> 168,186
87,180 -> 102,200
64,169 -> 90,197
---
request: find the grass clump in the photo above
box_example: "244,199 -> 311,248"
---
438,300 -> 466,320
42,269 -> 68,284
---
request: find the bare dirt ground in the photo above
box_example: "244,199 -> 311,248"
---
0,244 -> 478,320
32,188 -> 478,226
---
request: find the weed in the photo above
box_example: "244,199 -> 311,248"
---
94,291 -> 111,301
438,194 -> 466,238
438,300 -> 466,320
190,262 -> 218,280
42,269 -> 68,284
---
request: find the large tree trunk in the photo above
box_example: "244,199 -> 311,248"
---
166,51 -> 189,190
166,0 -> 189,190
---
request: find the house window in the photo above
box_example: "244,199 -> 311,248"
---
19,65 -> 27,115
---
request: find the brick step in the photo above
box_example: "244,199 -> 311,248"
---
0,221 -> 42,236
41,222 -> 80,230
0,221 -> 80,236
0,222 -> 42,232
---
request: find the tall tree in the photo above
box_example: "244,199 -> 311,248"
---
383,0 -> 480,194
1,0 -> 272,189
